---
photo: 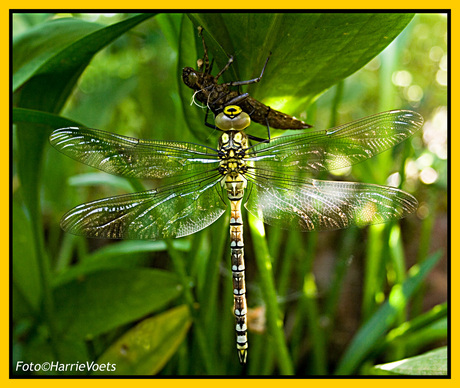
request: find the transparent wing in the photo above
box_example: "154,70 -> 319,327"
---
248,110 -> 423,173
244,172 -> 418,232
61,174 -> 227,239
50,127 -> 219,179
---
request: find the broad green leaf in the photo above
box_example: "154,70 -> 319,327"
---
94,304 -> 192,375
180,13 -> 414,125
156,13 -> 182,54
372,347 -> 448,376
334,251 -> 442,375
53,268 -> 182,339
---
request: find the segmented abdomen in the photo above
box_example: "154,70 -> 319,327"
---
230,199 -> 248,364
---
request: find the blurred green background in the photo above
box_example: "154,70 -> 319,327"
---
12,13 -> 448,376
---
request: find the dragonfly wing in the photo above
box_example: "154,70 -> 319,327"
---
244,174 -> 418,232
249,110 -> 423,173
50,127 -> 219,179
61,175 -> 227,239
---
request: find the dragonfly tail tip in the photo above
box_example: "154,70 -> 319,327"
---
238,349 -> 248,364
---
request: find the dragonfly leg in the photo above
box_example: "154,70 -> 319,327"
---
264,106 -> 272,141
198,25 -> 233,80
240,97 -> 272,142
224,93 -> 250,106
248,134 -> 269,143
204,107 -> 220,131
197,26 -> 211,74
225,52 -> 271,88
215,55 -> 234,81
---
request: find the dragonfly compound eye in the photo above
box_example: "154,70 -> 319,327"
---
215,105 -> 251,131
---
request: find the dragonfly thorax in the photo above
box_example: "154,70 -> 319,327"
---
219,130 -> 249,200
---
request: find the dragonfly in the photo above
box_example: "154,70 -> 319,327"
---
50,106 -> 423,364
182,26 -> 311,140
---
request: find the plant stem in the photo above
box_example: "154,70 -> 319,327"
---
248,213 -> 294,375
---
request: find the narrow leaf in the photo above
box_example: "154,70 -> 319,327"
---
334,251 -> 442,375
52,240 -> 191,287
13,14 -> 155,92
13,107 -> 82,128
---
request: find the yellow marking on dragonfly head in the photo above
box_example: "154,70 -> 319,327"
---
224,105 -> 243,118
215,105 -> 251,131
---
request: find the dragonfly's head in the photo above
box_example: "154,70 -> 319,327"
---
215,105 -> 251,132
182,67 -> 200,89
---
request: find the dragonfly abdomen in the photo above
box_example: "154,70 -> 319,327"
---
230,199 -> 248,364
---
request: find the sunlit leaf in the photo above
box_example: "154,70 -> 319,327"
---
95,304 -> 192,375
372,347 -> 448,375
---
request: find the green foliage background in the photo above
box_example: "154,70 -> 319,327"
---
12,13 -> 448,376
